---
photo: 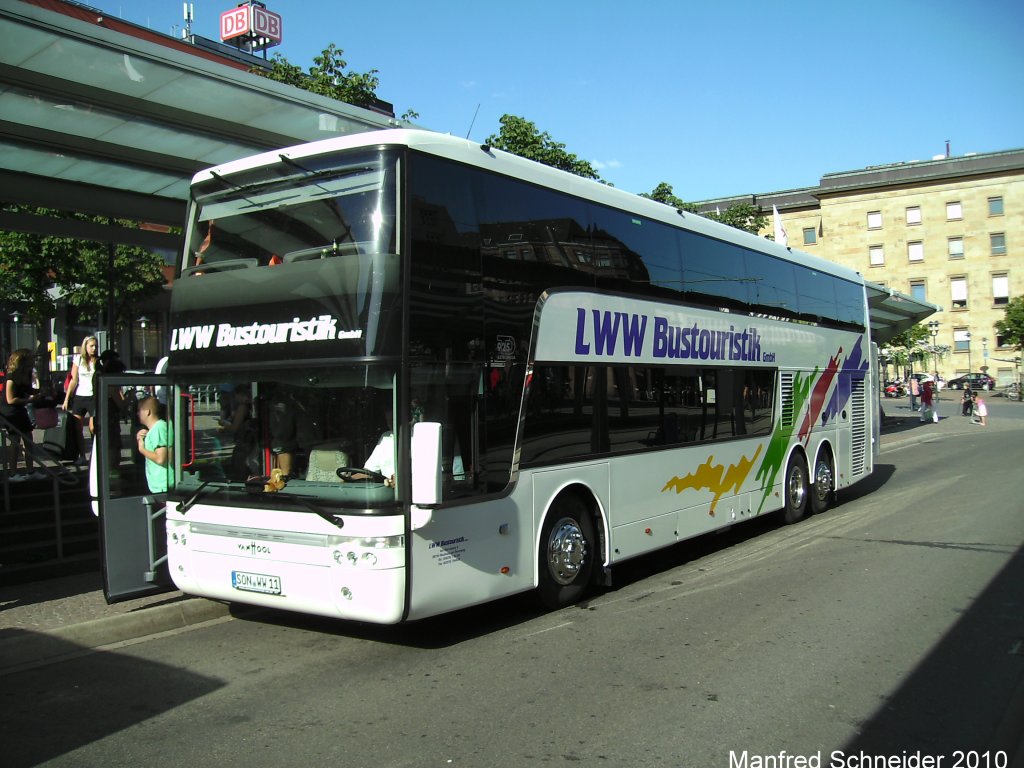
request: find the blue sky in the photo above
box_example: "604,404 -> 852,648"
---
118,0 -> 1023,200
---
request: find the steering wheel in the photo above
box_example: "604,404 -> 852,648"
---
336,467 -> 387,484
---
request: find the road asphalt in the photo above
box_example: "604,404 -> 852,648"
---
1,395 -> 1021,763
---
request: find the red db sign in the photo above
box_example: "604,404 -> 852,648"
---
220,5 -> 282,44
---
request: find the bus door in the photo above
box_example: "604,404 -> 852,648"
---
94,373 -> 176,603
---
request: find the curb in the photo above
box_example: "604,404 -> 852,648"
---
0,597 -> 231,674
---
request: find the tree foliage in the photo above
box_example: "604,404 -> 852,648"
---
639,182 -> 698,213
484,115 -> 604,181
0,207 -> 167,328
253,43 -> 381,109
642,182 -> 766,235
995,295 -> 1024,351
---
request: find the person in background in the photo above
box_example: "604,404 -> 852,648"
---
972,393 -> 988,427
2,349 -> 43,481
908,375 -> 920,411
961,387 -> 974,418
919,379 -> 937,423
136,396 -> 172,493
62,335 -> 100,466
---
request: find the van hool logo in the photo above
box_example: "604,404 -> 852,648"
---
238,540 -> 271,556
171,315 -> 362,350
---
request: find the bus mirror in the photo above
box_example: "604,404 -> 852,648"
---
411,421 -> 442,507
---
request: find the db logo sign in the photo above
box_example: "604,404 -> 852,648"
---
221,5 -> 283,43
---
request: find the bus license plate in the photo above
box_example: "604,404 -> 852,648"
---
231,570 -> 281,595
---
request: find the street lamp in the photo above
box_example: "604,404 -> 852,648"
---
965,331 -> 972,376
9,310 -> 21,349
929,321 -> 937,382
982,337 -> 989,389
138,315 -> 149,367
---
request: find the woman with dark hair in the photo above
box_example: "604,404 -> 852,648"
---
2,348 -> 43,481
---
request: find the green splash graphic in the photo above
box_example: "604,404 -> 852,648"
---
754,368 -> 817,512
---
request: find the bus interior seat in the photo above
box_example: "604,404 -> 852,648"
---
305,447 -> 350,482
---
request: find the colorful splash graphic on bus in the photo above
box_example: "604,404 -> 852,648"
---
661,336 -> 869,515
662,445 -> 763,516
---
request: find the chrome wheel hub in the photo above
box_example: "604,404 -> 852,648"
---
547,517 -> 587,586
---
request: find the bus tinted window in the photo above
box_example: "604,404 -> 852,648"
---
680,231 -> 751,309
522,364 -> 776,466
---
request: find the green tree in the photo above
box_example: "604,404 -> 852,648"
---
639,182 -> 698,213
640,183 -> 766,235
0,207 -> 167,328
252,43 -> 419,120
995,295 -> 1024,351
484,115 -> 604,181
705,202 -> 768,236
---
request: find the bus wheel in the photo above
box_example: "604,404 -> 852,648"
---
779,453 -> 809,524
810,453 -> 834,515
538,496 -> 596,610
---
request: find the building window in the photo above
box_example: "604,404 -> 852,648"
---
989,196 -> 1004,216
802,227 -> 817,246
909,280 -> 926,302
906,206 -> 921,225
996,329 -> 1008,348
946,201 -> 962,221
993,273 -> 1009,306
951,276 -> 968,309
908,241 -> 924,262
948,237 -> 964,259
991,233 -> 1006,256
869,245 -> 885,266
953,328 -> 970,352
867,211 -> 882,230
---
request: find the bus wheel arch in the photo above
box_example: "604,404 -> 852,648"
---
810,444 -> 836,515
536,486 -> 603,610
778,448 -> 809,525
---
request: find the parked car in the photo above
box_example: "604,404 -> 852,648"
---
945,372 -> 996,390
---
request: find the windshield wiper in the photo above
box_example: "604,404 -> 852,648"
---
276,493 -> 344,528
178,481 -> 217,514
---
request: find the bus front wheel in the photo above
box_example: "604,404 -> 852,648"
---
538,496 -> 596,610
779,453 -> 809,524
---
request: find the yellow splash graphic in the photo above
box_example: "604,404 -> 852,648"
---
661,445 -> 763,516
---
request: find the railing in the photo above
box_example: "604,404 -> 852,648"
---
1,412 -> 87,568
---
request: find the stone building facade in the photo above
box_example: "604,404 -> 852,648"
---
698,149 -> 1024,385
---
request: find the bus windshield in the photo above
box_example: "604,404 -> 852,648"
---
175,365 -> 399,509
183,148 -> 398,273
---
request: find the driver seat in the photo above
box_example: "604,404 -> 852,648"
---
305,447 -> 350,482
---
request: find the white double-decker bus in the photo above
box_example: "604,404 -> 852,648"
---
97,130 -> 884,623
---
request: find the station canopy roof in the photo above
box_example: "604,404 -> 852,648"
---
865,281 -> 940,345
0,0 -> 403,252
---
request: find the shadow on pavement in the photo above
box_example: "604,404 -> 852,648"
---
0,632 -> 224,767
842,543 -> 1024,756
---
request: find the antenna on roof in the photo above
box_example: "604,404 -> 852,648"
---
183,3 -> 194,39
466,104 -> 481,140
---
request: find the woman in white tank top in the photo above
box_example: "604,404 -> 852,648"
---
62,335 -> 100,464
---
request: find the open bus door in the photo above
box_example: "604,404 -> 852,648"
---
93,373 -> 176,603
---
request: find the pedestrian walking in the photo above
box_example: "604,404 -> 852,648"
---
909,376 -> 920,411
62,335 -> 100,465
961,387 -> 974,417
2,349 -> 44,480
919,380 -> 938,422
972,394 -> 988,426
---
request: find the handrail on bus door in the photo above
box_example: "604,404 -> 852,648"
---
181,392 -> 196,469
142,495 -> 168,582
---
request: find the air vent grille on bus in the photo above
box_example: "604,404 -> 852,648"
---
780,373 -> 795,429
851,376 -> 867,476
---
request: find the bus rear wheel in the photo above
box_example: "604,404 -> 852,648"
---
810,453 -> 835,515
778,453 -> 809,524
538,495 -> 596,610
